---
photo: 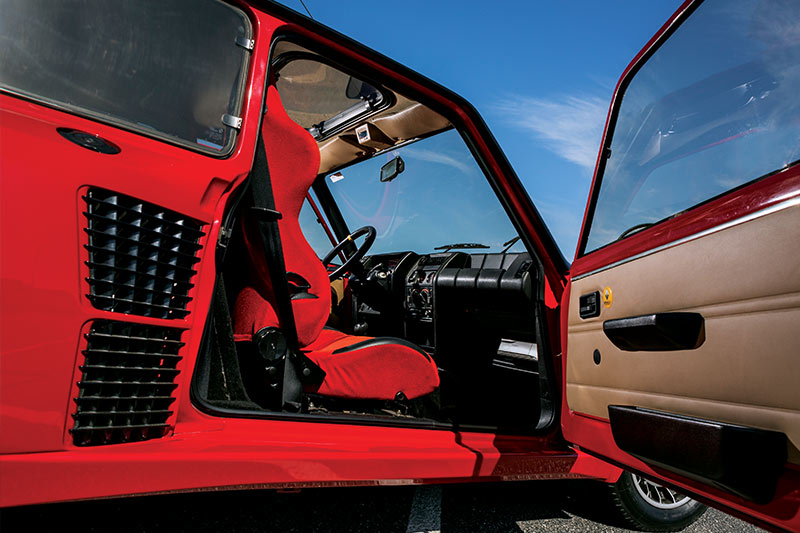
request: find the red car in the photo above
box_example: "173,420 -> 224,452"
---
1,0 -> 798,531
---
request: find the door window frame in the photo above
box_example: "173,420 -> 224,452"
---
572,0 -> 800,278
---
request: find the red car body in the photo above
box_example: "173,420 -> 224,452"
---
1,1 -> 798,531
0,0 -> 613,500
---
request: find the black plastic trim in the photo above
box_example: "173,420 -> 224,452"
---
57,128 -> 121,154
579,291 -> 601,319
73,320 -> 185,446
608,405 -> 787,504
603,312 -> 705,351
83,188 -> 204,320
330,337 -> 431,362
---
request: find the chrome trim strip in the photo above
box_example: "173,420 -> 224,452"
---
573,195 -> 800,281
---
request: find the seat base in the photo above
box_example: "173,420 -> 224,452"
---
301,328 -> 439,401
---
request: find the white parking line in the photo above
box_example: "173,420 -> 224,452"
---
406,485 -> 442,533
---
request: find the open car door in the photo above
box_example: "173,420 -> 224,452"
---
562,0 -> 800,530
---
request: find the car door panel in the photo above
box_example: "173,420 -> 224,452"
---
567,200 -> 800,467
561,0 -> 800,527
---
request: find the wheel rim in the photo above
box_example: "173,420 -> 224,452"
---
631,474 -> 692,509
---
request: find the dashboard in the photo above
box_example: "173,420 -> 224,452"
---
358,250 -> 537,354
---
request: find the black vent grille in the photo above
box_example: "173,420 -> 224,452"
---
83,188 -> 204,320
72,320 -> 184,446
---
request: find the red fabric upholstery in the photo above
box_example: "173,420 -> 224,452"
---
302,329 -> 440,400
233,86 -> 439,401
234,86 -> 330,346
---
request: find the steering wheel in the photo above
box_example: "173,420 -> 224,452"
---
321,225 -> 376,281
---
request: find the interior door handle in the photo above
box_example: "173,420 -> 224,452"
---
603,312 -> 705,351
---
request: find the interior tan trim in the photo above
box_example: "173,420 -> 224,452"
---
318,96 -> 451,174
567,203 -> 800,464
271,41 -> 453,175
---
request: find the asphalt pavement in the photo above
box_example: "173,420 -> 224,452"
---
0,479 -> 763,532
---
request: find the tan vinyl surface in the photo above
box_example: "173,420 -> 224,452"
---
318,95 -> 451,174
567,202 -> 800,464
271,40 -> 453,175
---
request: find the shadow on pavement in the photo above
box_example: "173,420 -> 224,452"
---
0,479 -> 708,533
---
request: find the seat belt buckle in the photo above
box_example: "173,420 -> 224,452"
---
249,206 -> 283,221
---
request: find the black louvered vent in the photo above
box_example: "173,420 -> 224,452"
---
83,188 -> 204,320
72,320 -> 184,446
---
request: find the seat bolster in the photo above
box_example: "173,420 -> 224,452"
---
303,336 -> 439,400
233,284 -> 326,346
232,285 -> 280,342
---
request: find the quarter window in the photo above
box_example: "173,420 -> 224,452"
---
0,0 -> 251,154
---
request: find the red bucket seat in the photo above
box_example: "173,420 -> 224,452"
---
233,86 -> 439,401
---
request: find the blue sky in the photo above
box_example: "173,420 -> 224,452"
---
276,0 -> 682,260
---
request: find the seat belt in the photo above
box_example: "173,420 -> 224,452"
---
248,133 -> 325,411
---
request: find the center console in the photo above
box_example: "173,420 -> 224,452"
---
404,253 -> 468,348
355,250 -> 537,355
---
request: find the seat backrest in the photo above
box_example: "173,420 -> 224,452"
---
234,85 -> 331,346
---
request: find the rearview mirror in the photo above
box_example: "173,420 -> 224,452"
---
380,156 -> 405,183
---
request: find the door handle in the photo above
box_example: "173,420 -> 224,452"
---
603,312 -> 705,351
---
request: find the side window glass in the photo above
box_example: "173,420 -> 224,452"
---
584,0 -> 800,253
0,0 -> 251,154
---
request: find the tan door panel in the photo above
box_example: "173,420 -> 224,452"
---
567,202 -> 800,463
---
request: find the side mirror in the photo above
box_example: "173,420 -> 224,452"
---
380,156 -> 405,183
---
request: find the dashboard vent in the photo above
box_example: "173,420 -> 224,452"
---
83,188 -> 204,320
72,320 -> 184,446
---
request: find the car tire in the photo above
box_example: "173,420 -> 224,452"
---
608,471 -> 706,531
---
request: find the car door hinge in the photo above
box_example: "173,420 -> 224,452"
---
235,36 -> 254,51
222,114 -> 242,130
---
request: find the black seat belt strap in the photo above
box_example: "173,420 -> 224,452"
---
248,134 -> 325,410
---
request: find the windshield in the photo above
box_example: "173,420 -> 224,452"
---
0,0 -> 251,154
583,0 -> 800,253
314,129 -> 524,256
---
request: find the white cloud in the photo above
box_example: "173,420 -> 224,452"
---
401,147 -> 473,174
494,94 -> 608,170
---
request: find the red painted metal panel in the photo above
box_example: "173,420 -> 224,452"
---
0,3 -> 587,507
0,3 -> 273,453
0,415 -> 621,507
